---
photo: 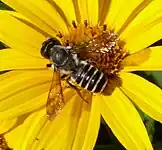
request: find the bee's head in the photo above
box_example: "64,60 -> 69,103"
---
40,38 -> 61,59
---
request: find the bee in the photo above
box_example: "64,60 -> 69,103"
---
41,37 -> 108,119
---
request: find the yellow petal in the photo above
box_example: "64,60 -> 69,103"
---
4,109 -> 47,150
81,97 -> 100,150
20,110 -> 47,150
105,0 -> 124,30
0,91 -> 48,121
46,128 -> 67,150
118,0 -> 153,35
120,0 -> 162,53
0,118 -> 17,134
0,11 -> 46,57
77,0 -> 88,23
107,0 -> 144,32
45,95 -> 98,150
0,70 -> 52,120
78,0 -> 99,25
0,48 -> 48,71
98,0 -> 111,25
51,0 -> 77,25
122,46 -> 162,71
5,121 -> 26,149
105,0 -> 144,31
64,95 -> 100,150
122,48 -> 151,67
32,93 -> 99,150
0,70 -> 51,100
99,88 -> 152,150
120,72 -> 162,123
87,0 -> 99,25
123,20 -> 162,54
58,95 -> 84,150
0,70 -> 22,81
120,0 -> 162,36
104,0 -> 123,30
2,0 -> 68,35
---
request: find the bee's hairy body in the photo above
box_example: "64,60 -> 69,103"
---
41,38 -> 108,93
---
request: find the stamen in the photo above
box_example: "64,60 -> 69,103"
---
103,24 -> 107,31
0,134 -> 11,150
56,31 -> 63,38
72,21 -> 77,28
84,20 -> 88,27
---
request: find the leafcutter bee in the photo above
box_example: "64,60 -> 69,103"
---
41,37 -> 108,119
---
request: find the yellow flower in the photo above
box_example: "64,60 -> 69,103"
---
0,0 -> 162,150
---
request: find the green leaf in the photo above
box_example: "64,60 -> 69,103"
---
149,71 -> 162,88
137,108 -> 155,142
154,141 -> 162,150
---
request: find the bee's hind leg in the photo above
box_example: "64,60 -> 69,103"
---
66,79 -> 89,103
66,78 -> 77,89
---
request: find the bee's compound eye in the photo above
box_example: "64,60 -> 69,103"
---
52,47 -> 68,66
41,38 -> 61,59
41,45 -> 50,59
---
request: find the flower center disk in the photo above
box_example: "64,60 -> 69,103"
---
58,21 -> 128,76
0,134 -> 11,150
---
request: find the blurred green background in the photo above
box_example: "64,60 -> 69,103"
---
0,1 -> 162,150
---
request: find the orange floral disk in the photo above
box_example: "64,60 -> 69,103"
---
58,22 -> 128,76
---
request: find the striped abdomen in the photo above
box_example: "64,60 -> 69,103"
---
71,61 -> 108,93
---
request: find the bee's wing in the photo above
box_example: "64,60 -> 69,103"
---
73,32 -> 116,56
75,88 -> 92,103
72,42 -> 94,54
46,70 -> 65,120
72,40 -> 103,64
